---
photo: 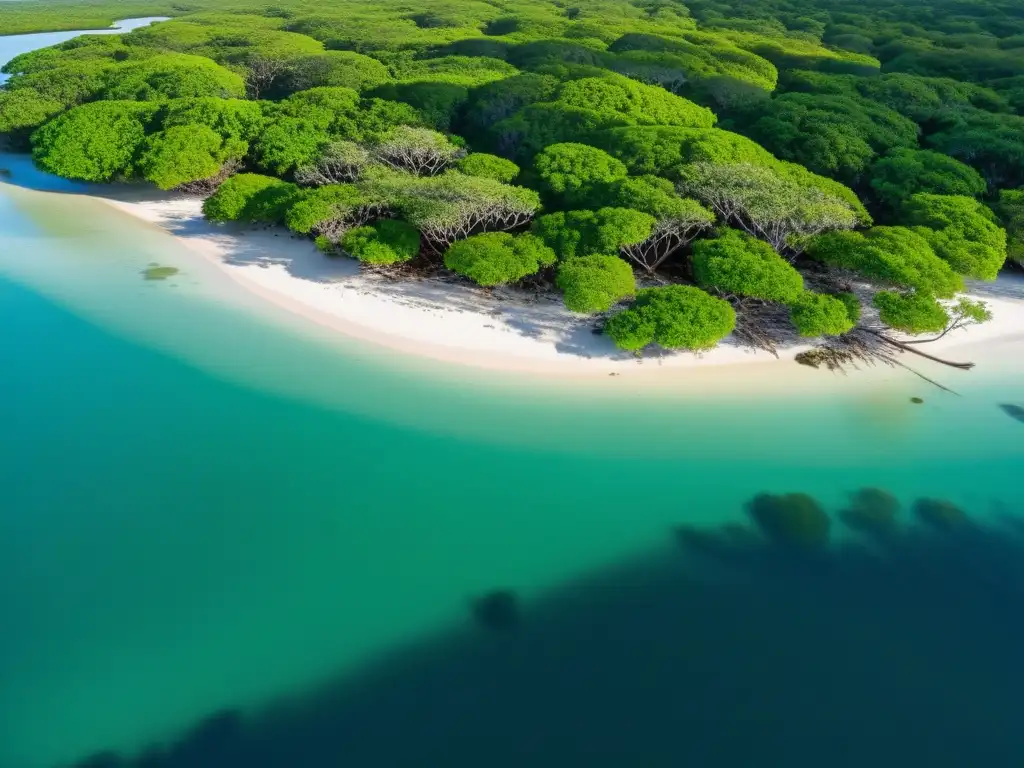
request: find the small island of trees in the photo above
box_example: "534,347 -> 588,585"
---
1,0 -> 1021,364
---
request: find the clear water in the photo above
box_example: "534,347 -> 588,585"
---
1,24 -> 1023,768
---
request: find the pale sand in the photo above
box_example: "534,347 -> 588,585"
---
101,194 -> 1024,386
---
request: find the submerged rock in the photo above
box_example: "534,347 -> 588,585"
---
747,492 -> 831,551
999,404 -> 1024,424
472,589 -> 520,630
840,488 -> 901,538
914,498 -> 970,531
142,265 -> 180,281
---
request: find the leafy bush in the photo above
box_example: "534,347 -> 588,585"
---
693,229 -> 804,303
872,291 -> 949,334
457,153 -> 520,182
203,173 -> 300,223
443,232 -> 556,286
556,254 -> 635,312
342,220 -> 421,264
788,291 -> 855,337
31,101 -> 158,182
604,285 -> 735,351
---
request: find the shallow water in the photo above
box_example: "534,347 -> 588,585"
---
1,24 -> 1024,768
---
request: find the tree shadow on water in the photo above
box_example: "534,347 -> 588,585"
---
72,491 -> 1024,768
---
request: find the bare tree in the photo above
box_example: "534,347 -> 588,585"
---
372,127 -> 464,177
679,162 -> 859,257
620,215 -> 713,274
295,141 -> 372,186
245,55 -> 291,100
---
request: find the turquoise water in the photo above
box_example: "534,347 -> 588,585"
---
1,25 -> 1024,768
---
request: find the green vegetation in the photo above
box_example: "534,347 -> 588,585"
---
693,228 -> 803,303
444,232 -> 555,286
788,291 -> 855,337
994,190 -> 1024,266
604,285 -> 735,351
5,0 -> 1018,361
556,254 -> 636,313
342,220 -> 421,265
872,291 -> 950,334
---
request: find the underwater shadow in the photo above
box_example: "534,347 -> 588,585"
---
71,491 -> 1024,768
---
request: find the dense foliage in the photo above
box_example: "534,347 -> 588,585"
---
4,0 -> 1019,357
443,232 -> 555,286
604,285 -> 736,351
692,228 -> 804,303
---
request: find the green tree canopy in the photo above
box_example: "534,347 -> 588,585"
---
255,116 -> 331,176
100,54 -> 247,101
532,208 -> 655,261
342,220 -> 421,265
443,232 -> 556,286
926,109 -> 1024,189
604,285 -> 736,351
605,176 -> 715,272
5,60 -> 115,106
807,226 -> 964,298
693,228 -> 805,303
460,73 -> 559,137
138,125 -> 243,190
161,97 -> 266,144
994,188 -> 1024,266
533,142 -> 628,207
555,254 -> 636,313
741,92 -> 919,182
868,149 -> 986,212
31,101 -> 157,182
552,74 -> 717,128
872,291 -> 950,334
788,291 -> 855,337
203,173 -> 301,223
366,81 -> 468,131
679,161 -> 863,252
392,55 -> 519,87
594,125 -> 775,177
272,51 -> 392,95
0,89 -> 64,146
284,184 -> 367,235
456,153 -> 520,182
902,194 -> 1008,281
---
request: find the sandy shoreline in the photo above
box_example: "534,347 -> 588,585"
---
100,193 -> 1024,383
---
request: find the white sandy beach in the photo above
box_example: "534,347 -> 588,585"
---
102,194 -> 1024,382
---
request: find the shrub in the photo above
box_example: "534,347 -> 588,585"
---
872,291 -> 949,334
788,292 -> 855,337
693,229 -> 804,303
604,285 -> 735,351
457,153 -> 520,182
555,254 -> 635,313
203,173 -> 300,223
342,220 -> 421,265
443,232 -> 555,286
